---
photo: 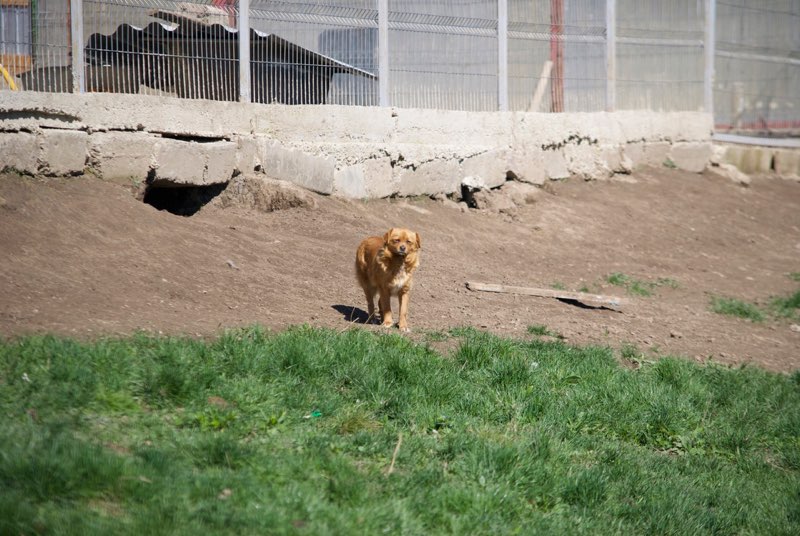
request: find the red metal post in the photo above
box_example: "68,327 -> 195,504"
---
550,0 -> 564,112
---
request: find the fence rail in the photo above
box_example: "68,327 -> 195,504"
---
0,0 -> 798,134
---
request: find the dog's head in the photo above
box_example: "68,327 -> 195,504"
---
383,228 -> 421,258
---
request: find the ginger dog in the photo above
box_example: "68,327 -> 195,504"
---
355,228 -> 421,332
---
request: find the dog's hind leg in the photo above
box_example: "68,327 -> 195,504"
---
379,289 -> 393,327
363,286 -> 378,324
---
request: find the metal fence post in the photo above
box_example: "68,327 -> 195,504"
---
704,0 -> 716,116
239,0 -> 251,103
605,0 -> 616,111
378,0 -> 389,107
70,0 -> 84,93
497,0 -> 508,111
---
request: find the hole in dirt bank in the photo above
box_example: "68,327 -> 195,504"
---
142,182 -> 228,216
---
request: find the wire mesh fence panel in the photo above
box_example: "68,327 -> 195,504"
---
616,0 -> 705,112
714,0 -> 800,133
509,0 -> 606,113
616,42 -> 705,112
387,0 -> 499,111
508,1 -> 553,113
81,0 -> 241,100
0,0 -> 33,88
3,0 -> 72,93
248,0 -> 378,106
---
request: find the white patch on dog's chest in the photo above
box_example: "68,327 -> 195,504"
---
389,266 -> 410,293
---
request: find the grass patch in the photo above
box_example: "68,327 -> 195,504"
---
527,324 -> 563,339
710,296 -> 766,322
606,273 -> 678,297
789,272 -> 800,282
1,326 -> 799,534
770,290 -> 800,320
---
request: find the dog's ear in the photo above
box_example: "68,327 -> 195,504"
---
383,228 -> 394,244
414,232 -> 422,249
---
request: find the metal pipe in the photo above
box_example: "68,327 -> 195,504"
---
239,0 -> 251,103
704,0 -> 716,115
378,0 -> 389,107
606,0 -> 616,112
70,0 -> 84,93
497,0 -> 508,111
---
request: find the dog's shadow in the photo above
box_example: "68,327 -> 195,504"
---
332,304 -> 374,325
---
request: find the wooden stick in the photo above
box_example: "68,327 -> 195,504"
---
386,433 -> 403,476
528,60 -> 553,112
466,282 -> 625,310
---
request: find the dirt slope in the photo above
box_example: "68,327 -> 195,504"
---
1,168 -> 798,372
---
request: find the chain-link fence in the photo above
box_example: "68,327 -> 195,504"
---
1,0 -> 798,134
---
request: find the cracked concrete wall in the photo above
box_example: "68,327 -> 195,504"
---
0,91 -> 714,197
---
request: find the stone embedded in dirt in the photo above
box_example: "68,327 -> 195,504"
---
432,193 -> 465,212
790,324 -> 800,333
470,189 -> 517,213
211,175 -> 318,212
499,181 -> 543,206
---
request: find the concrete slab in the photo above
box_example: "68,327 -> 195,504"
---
152,138 -> 207,185
507,146 -> 546,185
461,149 -> 509,189
669,142 -> 713,173
90,132 -> 156,184
0,132 -> 39,174
542,149 -> 570,180
261,140 -> 336,195
718,145 -> 773,175
396,158 -> 461,196
204,141 -> 237,184
773,149 -> 800,176
40,129 -> 88,176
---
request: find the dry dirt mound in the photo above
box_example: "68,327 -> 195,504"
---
1,168 -> 798,372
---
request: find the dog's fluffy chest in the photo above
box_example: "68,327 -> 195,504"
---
388,265 -> 411,294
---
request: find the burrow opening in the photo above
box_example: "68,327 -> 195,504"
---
142,182 -> 228,216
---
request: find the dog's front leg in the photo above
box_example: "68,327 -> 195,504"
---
379,289 -> 393,327
397,289 -> 411,332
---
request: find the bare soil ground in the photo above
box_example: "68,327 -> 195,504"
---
1,167 -> 798,372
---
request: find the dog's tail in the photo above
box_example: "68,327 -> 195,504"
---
355,242 -> 369,279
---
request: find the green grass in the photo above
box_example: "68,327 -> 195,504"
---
526,324 -> 562,339
709,272 -> 799,322
707,291 -> 800,323
770,290 -> 800,320
2,326 -> 799,535
606,273 -> 678,297
710,296 -> 766,322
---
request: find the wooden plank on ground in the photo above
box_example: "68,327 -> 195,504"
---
466,282 -> 625,311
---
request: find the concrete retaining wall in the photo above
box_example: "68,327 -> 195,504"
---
0,91 -> 715,197
714,143 -> 800,178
